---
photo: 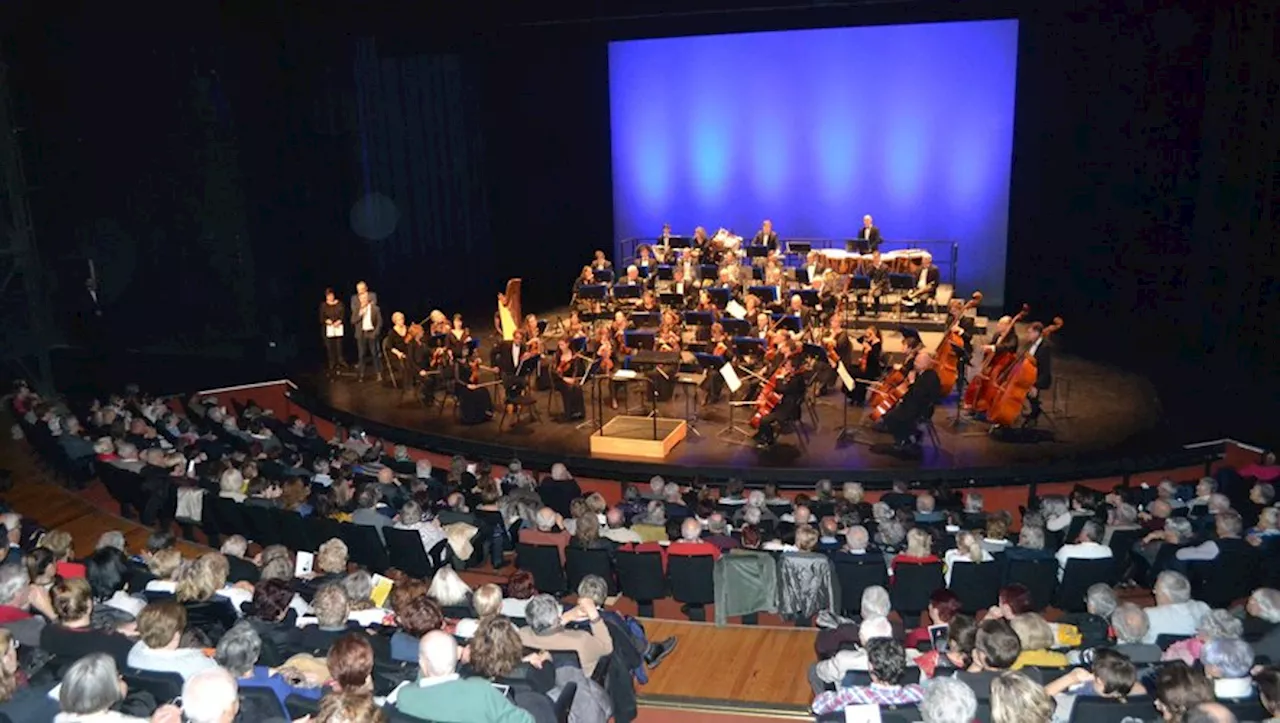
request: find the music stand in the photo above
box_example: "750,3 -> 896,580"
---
667,236 -> 691,249
745,246 -> 770,261
748,285 -> 778,304
846,237 -> 870,254
798,289 -> 820,308
656,265 -> 674,281
623,330 -> 655,351
595,268 -> 615,284
637,265 -> 651,279
630,312 -> 660,328
569,337 -> 587,353
732,336 -> 765,360
772,314 -> 802,334
682,310 -> 713,328
612,284 -> 641,303
699,263 -> 719,282
577,284 -> 608,307
576,358 -> 604,431
721,318 -> 751,337
659,293 -> 685,309
786,240 -> 811,255
706,287 -> 730,308
676,356 -> 712,437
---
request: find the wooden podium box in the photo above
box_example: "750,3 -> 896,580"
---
589,416 -> 687,460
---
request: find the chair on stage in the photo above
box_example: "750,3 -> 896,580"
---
499,379 -> 540,431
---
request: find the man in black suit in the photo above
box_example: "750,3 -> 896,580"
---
903,256 -> 941,313
881,349 -> 942,449
1024,321 -> 1053,423
753,357 -> 808,448
494,329 -> 531,409
751,219 -> 778,253
350,281 -> 383,382
848,214 -> 882,252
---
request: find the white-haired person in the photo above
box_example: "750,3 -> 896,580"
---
918,676 -> 978,723
537,463 -> 582,519
1144,571 -> 1211,643
391,630 -> 532,722
1198,637 -> 1255,700
942,530 -> 993,586
1162,608 -> 1243,666
1246,588 -> 1280,659
516,506 -> 570,564
1054,519 -> 1113,581
517,595 -> 613,677
55,653 -> 149,722
808,616 -> 894,692
990,671 -> 1053,723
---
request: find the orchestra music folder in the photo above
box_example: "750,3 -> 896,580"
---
721,318 -> 751,336
595,268 -> 615,283
613,284 -> 642,300
656,264 -> 675,280
666,236 -> 691,248
706,287 -> 731,308
659,293 -> 685,308
798,289 -> 820,307
748,285 -> 778,303
577,284 -> 608,301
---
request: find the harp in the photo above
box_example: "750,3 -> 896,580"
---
497,277 -> 522,341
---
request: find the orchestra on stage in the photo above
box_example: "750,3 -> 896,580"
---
318,218 -> 1060,456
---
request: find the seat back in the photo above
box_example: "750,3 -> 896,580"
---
426,538 -> 453,576
891,562 -> 944,616
554,681 -> 577,723
339,523 -> 391,573
948,561 -> 1003,613
1005,558 -> 1058,611
1106,528 -> 1143,578
212,497 -> 252,539
240,504 -> 283,547
284,694 -> 321,719
1189,545 -> 1258,607
384,526 -> 434,579
565,547 -> 616,595
122,667 -> 184,703
831,554 -> 889,617
1218,695 -> 1267,721
515,543 -> 568,594
667,553 -> 716,605
237,684 -> 289,721
1067,695 -> 1158,723
276,509 -> 315,553
615,550 -> 667,602
1054,557 -> 1114,612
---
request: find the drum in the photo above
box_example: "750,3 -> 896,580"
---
819,249 -> 859,275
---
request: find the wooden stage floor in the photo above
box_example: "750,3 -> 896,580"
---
294,351 -> 1164,479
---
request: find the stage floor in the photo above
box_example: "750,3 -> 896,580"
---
292,351 -> 1165,479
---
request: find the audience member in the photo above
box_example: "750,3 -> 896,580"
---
392,630 -> 533,723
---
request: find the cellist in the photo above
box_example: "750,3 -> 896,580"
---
879,349 -> 942,451
982,315 -> 1020,358
752,354 -> 807,449
1022,321 -> 1053,423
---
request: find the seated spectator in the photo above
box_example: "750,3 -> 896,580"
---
575,575 -> 676,672
568,512 -> 614,552
351,484 -> 390,542
392,630 -> 533,722
841,482 -> 874,522
501,571 -> 537,619
309,538 -> 350,591
0,627 -> 56,719
142,548 -> 184,595
1010,613 -> 1069,668
215,621 -> 321,708
1144,571 -> 1210,643
57,653 -> 147,722
816,517 -> 843,552
1108,602 -> 1164,664
1103,502 -> 1143,545
393,500 -> 447,555
731,490 -> 778,527
915,614 -> 977,679
40,577 -> 135,668
243,578 -> 299,667
631,501 -> 670,543
517,595 -> 613,677
1054,520 -> 1113,580
1163,608 -> 1243,666
810,616 -> 893,688
1247,588 -> 1280,659
1200,637 -> 1255,700
840,525 -> 874,556
196,552 -> 253,616
1059,583 -> 1118,653
1045,647 -> 1147,723
327,633 -> 375,695
127,600 -> 218,680
890,527 -> 938,572
390,584 -> 443,663
956,618 -> 1041,699
915,493 -> 945,524
1176,510 -> 1245,563
1040,496 -> 1072,532
1136,516 -> 1196,582
0,565 -> 47,646
216,536 -> 259,585
218,467 -> 246,502
39,530 -> 86,579
943,531 -> 993,586
1004,524 -> 1055,562
26,548 -> 57,590
342,571 -> 390,627
668,517 -> 721,560
296,585 -> 374,657
1248,507 -> 1280,547
1153,661 -> 1215,723
990,671 -> 1053,723
601,508 -> 642,545
811,637 -> 924,714
1255,666 -> 1280,722
981,516 -> 1012,555
519,507 -> 572,563
918,676 -> 978,723
243,477 -> 283,508
905,589 -> 962,649
428,567 -> 473,618
985,583 -> 1034,621
469,616 -> 555,694
455,583 -> 502,639
703,513 -> 738,552
179,667 -> 249,723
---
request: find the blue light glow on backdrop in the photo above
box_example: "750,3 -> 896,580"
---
609,20 -> 1018,305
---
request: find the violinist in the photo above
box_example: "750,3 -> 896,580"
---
817,316 -> 852,394
880,349 -> 942,451
752,355 -> 808,448
851,326 -> 883,405
715,267 -> 741,298
428,309 -> 451,337
754,311 -> 773,339
656,319 -> 681,353
405,323 -> 429,394
704,322 -> 733,404
695,289 -> 716,313
386,311 -> 411,388
592,327 -> 622,410
562,310 -> 588,340
590,250 -> 612,273
451,354 -> 496,425
572,266 -> 596,298
743,293 -> 763,320
639,290 -> 660,313
1023,321 -> 1053,423
551,338 -> 587,422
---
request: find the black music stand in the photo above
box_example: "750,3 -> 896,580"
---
612,284 -> 641,303
576,284 -> 608,308
656,265 -> 674,281
682,310 -> 713,328
745,246 -> 770,261
798,289 -> 820,308
667,236 -> 691,249
786,240 -> 811,255
577,358 -> 604,431
942,343 -> 988,438
706,287 -> 731,308
595,268 -> 615,284
630,312 -> 661,328
748,285 -> 779,304
721,318 -> 751,337
772,314 -> 803,334
623,330 -> 655,351
659,293 -> 686,309
699,263 -> 719,282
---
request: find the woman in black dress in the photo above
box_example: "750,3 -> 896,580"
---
386,311 -> 411,387
453,356 -> 495,425
551,338 -> 586,421
852,325 -> 884,405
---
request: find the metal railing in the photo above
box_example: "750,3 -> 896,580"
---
616,237 -> 959,288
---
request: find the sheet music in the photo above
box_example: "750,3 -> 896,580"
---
836,361 -> 855,392
720,363 -> 742,393
326,323 -> 344,338
725,299 -> 747,320
845,704 -> 882,723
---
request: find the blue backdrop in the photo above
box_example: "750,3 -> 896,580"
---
608,20 -> 1018,305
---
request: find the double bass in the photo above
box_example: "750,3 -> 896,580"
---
963,304 -> 1030,413
987,317 -> 1064,427
935,291 -> 983,396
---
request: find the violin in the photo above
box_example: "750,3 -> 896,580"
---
557,354 -> 573,376
597,341 -> 615,374
859,329 -> 878,374
469,357 -> 481,385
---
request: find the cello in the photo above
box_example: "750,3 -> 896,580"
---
935,291 -> 983,396
867,344 -> 919,423
986,317 -> 1064,427
964,304 -> 1030,412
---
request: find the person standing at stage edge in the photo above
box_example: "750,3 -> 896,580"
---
351,281 -> 383,382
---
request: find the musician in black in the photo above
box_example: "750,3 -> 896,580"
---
903,256 -> 941,312
319,288 -> 346,376
494,329 -> 532,411
448,356 -> 495,425
881,349 -> 942,449
865,251 -> 890,316
751,219 -> 778,252
385,311 -> 412,388
851,325 -> 883,405
753,355 -> 808,448
983,315 -> 1020,357
1023,321 -> 1053,423
945,298 -> 978,354
816,315 -> 852,394
551,338 -> 587,421
590,250 -> 612,272
851,214 -> 882,252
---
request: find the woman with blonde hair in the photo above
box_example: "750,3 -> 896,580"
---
468,616 -> 554,693
427,567 -> 472,615
943,530 -> 993,585
143,548 -> 184,594
38,529 -> 85,578
315,538 -> 349,580
1010,613 -> 1069,668
0,627 -> 55,718
990,671 -> 1054,723
890,527 -> 939,574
